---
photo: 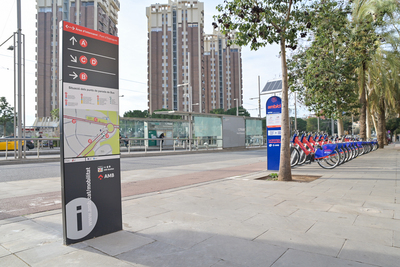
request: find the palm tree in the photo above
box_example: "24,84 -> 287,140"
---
367,46 -> 400,148
350,0 -> 399,140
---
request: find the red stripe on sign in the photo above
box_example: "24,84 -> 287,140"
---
63,21 -> 119,45
267,126 -> 281,128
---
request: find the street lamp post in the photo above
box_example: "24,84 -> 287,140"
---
178,83 -> 192,151
0,2 -> 25,159
177,83 -> 191,112
234,98 -> 238,116
183,93 -> 192,112
249,75 -> 262,118
258,76 -> 261,117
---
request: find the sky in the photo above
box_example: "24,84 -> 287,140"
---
0,0 -> 308,125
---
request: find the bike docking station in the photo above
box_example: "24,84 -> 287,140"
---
59,21 -> 122,245
266,96 -> 282,170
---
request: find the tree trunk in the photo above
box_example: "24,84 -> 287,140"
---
377,99 -> 385,149
377,113 -> 384,148
336,102 -> 343,137
3,122 -> 6,137
278,37 -> 292,181
337,118 -> 344,137
366,108 -> 371,139
359,62 -> 367,140
371,113 -> 378,137
382,102 -> 388,146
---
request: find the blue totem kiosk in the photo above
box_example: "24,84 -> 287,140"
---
266,96 -> 282,170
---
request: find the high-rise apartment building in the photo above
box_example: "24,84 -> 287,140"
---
146,0 -> 205,113
146,0 -> 242,114
204,29 -> 242,112
35,0 -> 120,118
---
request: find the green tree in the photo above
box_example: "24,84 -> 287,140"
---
306,117 -> 318,133
0,97 -> 14,136
209,108 -> 225,115
386,117 -> 400,140
123,110 -> 149,118
289,1 -> 364,137
368,48 -> 400,147
351,0 -> 399,140
50,108 -> 59,119
229,107 -> 251,117
297,118 -> 307,132
365,2 -> 400,147
210,107 -> 251,117
216,0 -> 307,181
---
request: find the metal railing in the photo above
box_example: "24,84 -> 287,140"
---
1,136 -> 265,160
120,137 -> 223,154
0,137 -> 58,159
245,136 -> 266,148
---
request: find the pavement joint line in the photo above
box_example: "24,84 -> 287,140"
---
270,248 -> 289,267
251,228 -> 269,241
336,239 -> 348,258
145,210 -> 171,219
304,221 -> 317,234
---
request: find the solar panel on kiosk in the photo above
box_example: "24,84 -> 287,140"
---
261,80 -> 282,93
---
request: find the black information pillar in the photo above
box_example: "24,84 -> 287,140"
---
59,21 -> 122,245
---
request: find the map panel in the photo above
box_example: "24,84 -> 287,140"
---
63,109 -> 119,158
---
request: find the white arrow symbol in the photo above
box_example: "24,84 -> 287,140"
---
69,36 -> 77,45
70,55 -> 77,63
69,72 -> 78,79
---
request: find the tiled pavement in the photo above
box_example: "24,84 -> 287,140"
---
0,144 -> 399,266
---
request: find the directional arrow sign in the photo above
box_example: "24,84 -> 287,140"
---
69,36 -> 77,45
70,55 -> 77,63
69,72 -> 78,79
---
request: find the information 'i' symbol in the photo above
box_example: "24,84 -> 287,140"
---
76,206 -> 82,231
65,198 -> 98,240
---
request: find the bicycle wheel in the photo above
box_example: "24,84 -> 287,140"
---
297,148 -> 307,165
290,146 -> 300,167
331,148 -> 343,165
348,146 -> 355,160
337,148 -> 345,165
317,150 -> 340,169
358,145 -> 364,156
342,147 -> 350,162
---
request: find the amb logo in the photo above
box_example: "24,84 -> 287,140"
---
98,173 -> 114,180
105,173 -> 114,179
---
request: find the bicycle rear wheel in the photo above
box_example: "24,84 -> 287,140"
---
298,149 -> 307,165
290,146 -> 300,167
317,150 -> 340,169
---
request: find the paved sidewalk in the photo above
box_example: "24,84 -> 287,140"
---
0,145 -> 399,266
